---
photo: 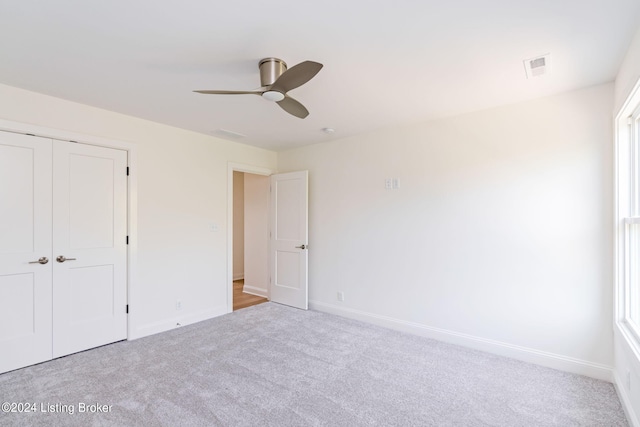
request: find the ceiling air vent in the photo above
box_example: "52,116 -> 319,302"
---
212,128 -> 247,139
523,54 -> 551,79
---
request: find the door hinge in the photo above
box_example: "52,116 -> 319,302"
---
126,304 -> 129,314
126,236 -> 129,245
126,166 -> 130,176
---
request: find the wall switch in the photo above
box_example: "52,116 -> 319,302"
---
337,291 -> 345,302
385,178 -> 400,190
209,223 -> 219,232
176,300 -> 182,311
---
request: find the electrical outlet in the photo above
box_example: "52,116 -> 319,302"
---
337,291 -> 345,302
176,300 -> 182,311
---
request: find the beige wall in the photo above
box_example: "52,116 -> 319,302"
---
243,174 -> 270,297
233,171 -> 245,280
0,83 -> 277,338
278,83 -> 614,379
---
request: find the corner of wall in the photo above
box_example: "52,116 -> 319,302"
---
310,300 -> 614,382
613,370 -> 640,427
615,26 -> 640,113
129,305 -> 228,340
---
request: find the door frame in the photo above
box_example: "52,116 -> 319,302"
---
227,162 -> 274,313
0,118 -> 138,339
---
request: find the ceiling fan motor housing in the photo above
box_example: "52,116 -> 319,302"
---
259,58 -> 287,86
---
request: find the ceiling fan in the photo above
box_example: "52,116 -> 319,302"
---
194,58 -> 323,119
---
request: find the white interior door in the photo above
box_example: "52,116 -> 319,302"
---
52,141 -> 128,357
270,171 -> 308,309
0,133 -> 53,373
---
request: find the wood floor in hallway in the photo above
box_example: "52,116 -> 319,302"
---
233,279 -> 268,311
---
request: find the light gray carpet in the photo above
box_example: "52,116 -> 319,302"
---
0,302 -> 628,426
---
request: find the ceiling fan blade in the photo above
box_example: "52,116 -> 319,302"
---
276,95 -> 309,119
194,90 -> 263,95
270,61 -> 323,93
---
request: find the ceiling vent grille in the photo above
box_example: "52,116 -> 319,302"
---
523,53 -> 551,79
212,128 -> 247,139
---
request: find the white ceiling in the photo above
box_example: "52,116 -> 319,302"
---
1,1 -> 639,151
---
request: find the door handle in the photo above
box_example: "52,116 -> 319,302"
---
56,255 -> 77,263
295,244 -> 307,250
29,257 -> 49,265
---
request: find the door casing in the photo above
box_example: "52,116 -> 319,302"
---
227,163 -> 274,312
227,163 -> 310,312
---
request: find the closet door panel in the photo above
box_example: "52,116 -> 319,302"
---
0,133 -> 52,373
52,141 -> 128,358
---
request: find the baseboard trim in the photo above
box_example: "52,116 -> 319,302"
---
243,285 -> 268,298
613,370 -> 640,427
130,305 -> 228,340
233,274 -> 244,281
309,300 -> 613,382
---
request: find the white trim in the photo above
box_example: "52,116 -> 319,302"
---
615,75 -> 640,356
614,370 -> 640,427
616,77 -> 640,123
0,118 -> 139,341
310,300 -> 613,382
133,306 -> 228,338
227,162 -> 275,313
617,321 -> 640,362
242,285 -> 268,298
228,162 -> 273,176
614,73 -> 640,427
0,119 -> 137,151
615,105 -> 625,329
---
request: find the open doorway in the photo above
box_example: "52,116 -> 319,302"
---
232,170 -> 270,311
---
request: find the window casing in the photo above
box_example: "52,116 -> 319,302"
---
618,102 -> 640,348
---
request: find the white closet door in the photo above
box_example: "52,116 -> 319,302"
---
0,133 -> 52,373
52,141 -> 128,358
